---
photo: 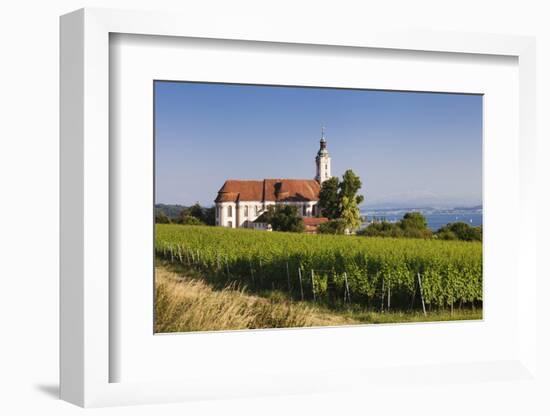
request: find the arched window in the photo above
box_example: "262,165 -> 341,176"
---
303,205 -> 307,216
227,205 -> 233,217
244,206 -> 248,217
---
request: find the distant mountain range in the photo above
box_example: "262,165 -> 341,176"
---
361,205 -> 482,216
452,205 -> 482,211
362,190 -> 481,210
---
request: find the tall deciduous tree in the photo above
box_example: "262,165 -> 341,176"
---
203,206 -> 216,226
318,176 -> 340,219
339,195 -> 362,231
318,169 -> 364,232
189,202 -> 204,220
400,212 -> 428,230
339,169 -> 364,206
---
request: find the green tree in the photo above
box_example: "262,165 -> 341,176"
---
436,222 -> 482,241
357,221 -> 404,238
203,206 -> 216,226
398,212 -> 432,238
189,202 -> 204,221
339,195 -> 362,232
317,177 -> 340,219
400,212 -> 428,230
178,205 -> 205,225
436,228 -> 457,240
339,169 -> 364,206
180,202 -> 216,225
358,212 -> 433,239
317,170 -> 364,225
264,205 -> 305,233
317,219 -> 347,234
179,215 -> 205,226
177,206 -> 191,219
155,211 -> 171,224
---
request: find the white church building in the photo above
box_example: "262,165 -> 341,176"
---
215,130 -> 332,228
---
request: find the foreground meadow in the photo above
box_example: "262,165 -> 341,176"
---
155,263 -> 481,332
155,265 -> 359,332
155,224 -> 482,332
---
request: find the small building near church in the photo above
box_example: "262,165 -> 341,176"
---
251,212 -> 272,231
303,217 -> 330,234
214,130 -> 332,228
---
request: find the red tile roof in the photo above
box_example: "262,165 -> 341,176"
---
302,217 -> 329,226
214,180 -> 264,202
215,179 -> 320,203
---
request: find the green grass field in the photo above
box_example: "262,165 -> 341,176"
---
154,224 -> 482,332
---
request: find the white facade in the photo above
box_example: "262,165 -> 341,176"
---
316,153 -> 331,184
215,200 -> 318,228
215,201 -> 267,228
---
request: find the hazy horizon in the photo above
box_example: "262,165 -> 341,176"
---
155,82 -> 482,208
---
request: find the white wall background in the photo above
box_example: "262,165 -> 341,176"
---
0,0 -> 548,415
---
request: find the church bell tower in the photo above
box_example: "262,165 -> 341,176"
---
315,127 -> 331,184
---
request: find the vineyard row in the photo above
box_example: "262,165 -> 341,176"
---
155,225 -> 483,310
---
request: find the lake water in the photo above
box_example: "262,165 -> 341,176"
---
363,211 -> 483,231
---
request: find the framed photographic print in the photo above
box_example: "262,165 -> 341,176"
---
60,8 -> 538,408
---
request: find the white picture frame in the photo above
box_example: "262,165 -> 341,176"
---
60,8 -> 538,408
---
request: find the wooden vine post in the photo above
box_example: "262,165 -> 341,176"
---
380,278 -> 385,312
417,272 -> 427,316
311,269 -> 316,301
286,261 -> 291,293
249,259 -> 255,287
343,271 -> 351,304
258,258 -> 263,287
298,267 -> 304,301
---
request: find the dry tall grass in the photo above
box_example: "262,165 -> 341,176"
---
155,267 -> 357,333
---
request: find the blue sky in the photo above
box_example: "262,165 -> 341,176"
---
155,81 -> 482,208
